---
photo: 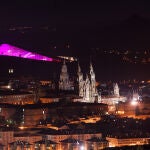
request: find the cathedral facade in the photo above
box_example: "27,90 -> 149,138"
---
59,60 -> 74,91
77,62 -> 101,103
59,60 -> 101,103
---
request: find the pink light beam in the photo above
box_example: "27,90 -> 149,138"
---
0,44 -> 60,62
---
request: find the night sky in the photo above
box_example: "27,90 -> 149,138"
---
1,1 -> 150,81
0,1 -> 150,24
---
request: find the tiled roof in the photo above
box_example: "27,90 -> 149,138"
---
87,137 -> 108,142
9,140 -> 31,145
34,140 -> 57,144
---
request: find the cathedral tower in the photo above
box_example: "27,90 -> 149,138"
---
59,60 -> 71,90
78,63 -> 84,97
84,74 -> 90,102
90,62 -> 96,98
78,61 -> 100,103
114,83 -> 120,97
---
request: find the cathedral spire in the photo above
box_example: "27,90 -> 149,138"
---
89,61 -> 95,81
78,62 -> 84,97
78,62 -> 81,73
89,56 -> 94,73
63,59 -> 66,65
86,74 -> 89,81
90,61 -> 94,73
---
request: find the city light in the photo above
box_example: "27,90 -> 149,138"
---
18,126 -> 27,130
131,100 -> 138,106
132,97 -> 138,101
80,145 -> 85,150
0,43 -> 60,62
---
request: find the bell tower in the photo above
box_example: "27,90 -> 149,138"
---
59,60 -> 70,90
114,83 -> 120,97
84,74 -> 90,102
78,62 -> 84,97
90,62 -> 96,100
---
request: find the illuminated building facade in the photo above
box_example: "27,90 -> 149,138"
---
107,137 -> 150,147
77,62 -> 101,103
34,140 -> 57,150
59,60 -> 74,91
116,100 -> 150,119
0,93 -> 35,105
86,137 -> 109,150
8,134 -> 42,150
78,62 -> 101,103
4,131 -> 108,150
0,131 -> 14,150
46,131 -> 107,150
100,84 -> 127,112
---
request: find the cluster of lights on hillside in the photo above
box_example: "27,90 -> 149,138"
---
0,44 -> 60,62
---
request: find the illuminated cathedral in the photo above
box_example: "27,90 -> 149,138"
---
59,60 -> 101,103
77,62 -> 101,103
59,60 -> 74,90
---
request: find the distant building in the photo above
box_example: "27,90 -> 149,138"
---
78,62 -> 101,103
59,60 -> 74,91
0,131 -> 14,150
86,137 -> 109,150
0,90 -> 35,105
100,83 -> 126,112
34,139 -> 57,150
46,131 -> 102,143
116,99 -> 150,119
9,133 -> 42,150
9,130 -> 107,150
107,136 -> 150,147
59,60 -> 101,103
23,102 -> 108,126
